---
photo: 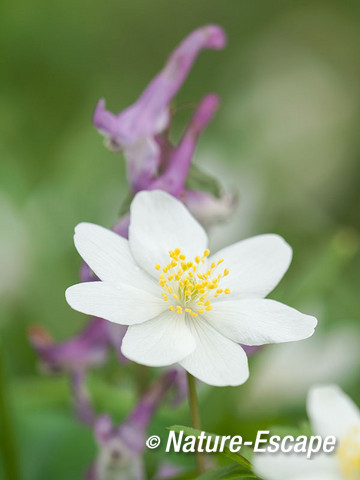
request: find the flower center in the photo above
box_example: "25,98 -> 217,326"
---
337,426 -> 360,480
155,248 -> 230,317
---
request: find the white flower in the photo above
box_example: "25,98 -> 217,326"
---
253,385 -> 360,480
65,191 -> 316,387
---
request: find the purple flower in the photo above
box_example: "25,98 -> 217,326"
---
93,25 -> 226,193
88,369 -> 185,480
29,318 -> 109,373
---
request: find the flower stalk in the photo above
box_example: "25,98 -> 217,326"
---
187,372 -> 205,475
0,345 -> 20,480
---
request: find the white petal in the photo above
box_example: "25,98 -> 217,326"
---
121,311 -> 196,366
206,299 -> 317,346
253,453 -> 339,480
65,282 -> 165,325
210,234 -> 292,299
307,384 -> 360,438
128,191 -> 208,277
179,317 -> 249,386
74,223 -> 158,294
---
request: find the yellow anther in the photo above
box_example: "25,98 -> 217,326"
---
157,248 -> 229,317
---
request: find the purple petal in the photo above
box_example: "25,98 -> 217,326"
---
242,345 -> 265,357
71,370 -> 95,425
94,414 -> 115,445
124,370 -> 178,433
112,213 -> 130,238
29,318 -> 109,373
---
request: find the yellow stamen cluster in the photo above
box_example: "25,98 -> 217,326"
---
155,248 -> 230,317
337,426 -> 360,480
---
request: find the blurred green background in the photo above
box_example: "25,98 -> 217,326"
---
1,0 -> 360,478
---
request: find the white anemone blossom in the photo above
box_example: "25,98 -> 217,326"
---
254,385 -> 360,480
65,191 -> 317,386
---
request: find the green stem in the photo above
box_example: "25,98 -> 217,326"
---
0,344 -> 20,480
187,372 -> 205,475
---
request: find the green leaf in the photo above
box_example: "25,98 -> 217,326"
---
167,425 -> 252,472
196,464 -> 258,480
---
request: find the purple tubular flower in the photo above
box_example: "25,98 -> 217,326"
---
29,317 -> 128,373
93,25 -> 226,192
150,94 -> 219,197
29,318 -> 109,373
119,369 -> 179,450
71,370 -> 95,425
89,369 -> 185,480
